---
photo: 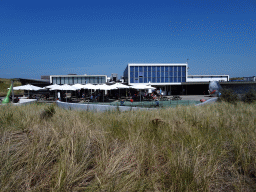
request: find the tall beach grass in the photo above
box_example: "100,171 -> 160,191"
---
0,102 -> 256,191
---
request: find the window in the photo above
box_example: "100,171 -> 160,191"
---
139,66 -> 143,72
130,66 -> 134,72
139,72 -> 143,77
130,78 -> 134,83
182,77 -> 186,82
61,77 -> 65,84
130,72 -> 134,78
148,66 -> 151,72
152,77 -> 156,83
148,77 -> 151,82
144,66 -> 147,71
135,71 -> 138,78
56,77 -> 60,84
144,71 -> 147,77
152,71 -> 156,77
135,79 -> 138,83
161,77 -> 164,83
157,77 -> 160,83
135,66 -> 138,72
165,77 -> 169,82
148,71 -> 151,77
144,78 -> 148,83
68,77 -> 73,85
52,77 -> 57,84
73,77 -> 78,84
165,71 -> 168,77
169,77 -> 173,82
139,78 -> 143,83
165,66 -> 168,71
82,77 -> 86,84
178,77 -> 181,82
178,66 -> 181,77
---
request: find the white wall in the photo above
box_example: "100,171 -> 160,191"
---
187,75 -> 229,82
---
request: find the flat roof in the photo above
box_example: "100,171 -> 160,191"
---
50,75 -> 107,77
128,63 -> 187,66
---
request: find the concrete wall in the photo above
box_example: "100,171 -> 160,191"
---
56,101 -> 156,112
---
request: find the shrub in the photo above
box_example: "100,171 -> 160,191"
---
218,89 -> 239,103
242,89 -> 256,104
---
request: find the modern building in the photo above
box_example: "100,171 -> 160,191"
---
123,63 -> 230,95
123,63 -> 188,85
50,75 -> 107,85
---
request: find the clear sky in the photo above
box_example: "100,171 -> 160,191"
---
1,0 -> 255,79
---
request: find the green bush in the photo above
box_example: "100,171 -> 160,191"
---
218,89 -> 239,103
242,89 -> 256,104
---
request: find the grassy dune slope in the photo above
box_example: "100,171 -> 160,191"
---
0,78 -> 23,97
0,102 -> 256,191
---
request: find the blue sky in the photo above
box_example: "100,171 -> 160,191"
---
1,0 -> 255,79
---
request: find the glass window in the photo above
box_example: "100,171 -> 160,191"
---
178,77 -> 181,82
73,77 -> 78,84
130,66 -> 134,72
144,71 -> 147,77
130,78 -> 134,83
56,77 -> 60,84
144,66 -> 147,71
130,72 -> 134,78
139,72 -> 143,76
157,66 -> 160,72
64,77 -> 68,84
135,66 -> 138,72
52,77 -> 57,84
161,71 -> 164,77
152,77 -> 156,83
169,66 -> 173,72
139,66 -> 143,72
152,71 -> 156,77
135,71 -> 138,78
165,71 -> 168,77
68,77 -> 73,85
161,77 -> 164,83
148,66 -> 151,71
182,77 -> 186,82
157,71 -> 160,77
144,78 -> 148,83
161,66 -> 164,72
165,77 -> 169,82
178,66 -> 181,76
152,66 -> 156,72
182,66 -> 186,73
148,71 -> 151,77
82,77 -> 86,84
61,77 -> 65,84
157,77 -> 160,83
169,71 -> 173,77
135,79 -> 138,83
148,77 -> 151,83
139,78 -> 143,83
165,66 -> 168,71
182,71 -> 186,77
174,77 -> 177,82
85,77 -> 88,84
169,77 -> 173,82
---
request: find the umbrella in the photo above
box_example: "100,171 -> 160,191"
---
131,84 -> 156,102
13,84 -> 45,98
114,83 -> 130,98
58,84 -> 78,102
45,84 -> 63,100
95,84 -> 114,102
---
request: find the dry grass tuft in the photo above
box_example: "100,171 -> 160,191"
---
1,101 -> 256,191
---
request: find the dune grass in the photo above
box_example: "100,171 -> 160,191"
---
0,78 -> 23,97
0,102 -> 256,191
